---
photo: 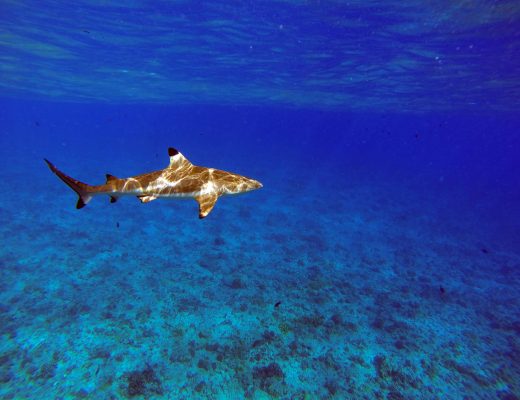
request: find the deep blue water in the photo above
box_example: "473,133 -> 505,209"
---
1,2 -> 520,400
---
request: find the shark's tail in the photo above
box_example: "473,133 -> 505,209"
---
44,159 -> 95,209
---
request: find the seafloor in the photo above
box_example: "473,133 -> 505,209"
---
0,152 -> 519,400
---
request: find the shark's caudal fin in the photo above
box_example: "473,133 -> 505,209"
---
44,159 -> 94,209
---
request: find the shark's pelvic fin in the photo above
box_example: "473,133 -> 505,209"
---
138,195 -> 158,203
195,193 -> 219,219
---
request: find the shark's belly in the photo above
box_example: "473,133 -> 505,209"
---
155,191 -> 198,198
116,173 -> 223,199
150,179 -> 220,198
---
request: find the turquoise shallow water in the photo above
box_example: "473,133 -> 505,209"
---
1,1 -> 520,399
1,103 -> 519,399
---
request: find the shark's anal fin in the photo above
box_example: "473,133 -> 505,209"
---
137,195 -> 158,203
195,194 -> 219,219
106,174 -> 120,203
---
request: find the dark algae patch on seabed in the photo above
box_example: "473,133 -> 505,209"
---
1,0 -> 520,399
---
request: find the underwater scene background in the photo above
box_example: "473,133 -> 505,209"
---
1,1 -> 520,400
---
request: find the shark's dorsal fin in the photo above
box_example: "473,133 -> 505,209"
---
168,147 -> 192,170
195,193 -> 219,219
106,174 -> 118,184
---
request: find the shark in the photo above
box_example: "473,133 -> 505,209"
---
44,147 -> 262,219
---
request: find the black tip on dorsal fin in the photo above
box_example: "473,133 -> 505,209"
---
168,147 -> 179,157
106,174 -> 118,183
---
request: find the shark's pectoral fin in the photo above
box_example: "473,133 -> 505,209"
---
195,194 -> 219,219
137,195 -> 158,203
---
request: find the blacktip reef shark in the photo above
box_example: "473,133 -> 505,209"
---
44,147 -> 262,219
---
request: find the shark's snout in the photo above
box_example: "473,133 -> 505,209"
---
251,179 -> 263,190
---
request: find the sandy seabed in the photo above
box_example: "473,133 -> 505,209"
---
0,166 -> 519,400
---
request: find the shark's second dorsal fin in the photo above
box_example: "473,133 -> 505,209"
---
106,174 -> 119,203
168,147 -> 192,169
106,174 -> 118,184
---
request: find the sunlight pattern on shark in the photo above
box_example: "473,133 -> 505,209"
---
44,147 -> 262,218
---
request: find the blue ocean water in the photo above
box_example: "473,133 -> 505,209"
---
1,1 -> 520,400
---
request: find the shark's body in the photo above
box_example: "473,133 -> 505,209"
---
45,147 -> 262,218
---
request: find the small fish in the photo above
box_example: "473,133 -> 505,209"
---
83,30 -> 90,34
274,301 -> 281,308
439,286 -> 445,294
116,222 -> 120,228
481,248 -> 489,254
95,365 -> 100,375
